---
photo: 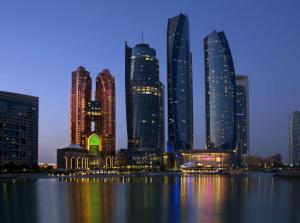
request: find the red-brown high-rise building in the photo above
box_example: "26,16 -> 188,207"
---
96,69 -> 116,155
70,66 -> 92,147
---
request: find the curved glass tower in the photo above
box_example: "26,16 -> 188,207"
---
204,31 -> 236,150
167,13 -> 193,151
125,43 -> 164,151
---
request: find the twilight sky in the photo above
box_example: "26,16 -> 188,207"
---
1,0 -> 300,163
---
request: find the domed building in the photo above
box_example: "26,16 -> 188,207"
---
57,144 -> 90,170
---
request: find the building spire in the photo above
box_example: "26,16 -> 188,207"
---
141,31 -> 144,44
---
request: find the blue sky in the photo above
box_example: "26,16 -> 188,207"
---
1,0 -> 300,162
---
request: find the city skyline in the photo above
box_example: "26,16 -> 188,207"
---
1,1 -> 300,162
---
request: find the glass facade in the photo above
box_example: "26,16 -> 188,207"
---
181,150 -> 235,167
204,31 -> 236,150
125,42 -> 133,149
167,14 -> 193,151
236,75 -> 249,155
0,91 -> 38,167
125,43 -> 164,151
289,111 -> 300,165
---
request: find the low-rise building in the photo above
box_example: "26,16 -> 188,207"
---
115,149 -> 163,171
180,150 -> 236,172
57,144 -> 90,170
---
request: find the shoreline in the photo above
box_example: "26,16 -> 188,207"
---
0,172 -> 182,180
0,171 -> 261,180
1,170 -> 300,181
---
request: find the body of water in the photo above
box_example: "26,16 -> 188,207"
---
0,173 -> 299,223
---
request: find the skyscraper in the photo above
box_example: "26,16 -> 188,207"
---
289,111 -> 300,165
0,91 -> 38,167
125,42 -> 133,149
167,13 -> 193,151
70,66 -> 92,147
204,31 -> 236,150
96,69 -> 116,155
236,75 -> 249,155
125,43 -> 164,151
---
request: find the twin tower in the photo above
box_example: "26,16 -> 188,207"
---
70,66 -> 116,156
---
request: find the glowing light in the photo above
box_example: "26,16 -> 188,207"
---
87,133 -> 101,155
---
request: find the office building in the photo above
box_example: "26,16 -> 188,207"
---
0,91 -> 38,167
236,75 -> 249,155
167,13 -> 193,151
125,43 -> 133,150
125,43 -> 164,151
204,31 -> 236,150
289,111 -> 300,165
115,149 -> 163,171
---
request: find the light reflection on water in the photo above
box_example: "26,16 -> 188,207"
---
0,173 -> 300,223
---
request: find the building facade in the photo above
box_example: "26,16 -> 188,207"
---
70,66 -> 92,147
125,43 -> 164,151
289,111 -> 300,165
96,69 -> 116,155
167,13 -> 193,151
204,31 -> 237,151
125,42 -> 133,149
57,144 -> 89,170
180,150 -> 236,171
0,91 -> 38,167
236,75 -> 249,155
115,149 -> 163,171
69,66 -> 116,164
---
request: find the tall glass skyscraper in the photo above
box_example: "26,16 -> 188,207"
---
204,31 -> 236,150
125,43 -> 133,149
236,75 -> 249,155
0,91 -> 38,167
125,43 -> 164,151
289,111 -> 300,165
167,13 -> 193,151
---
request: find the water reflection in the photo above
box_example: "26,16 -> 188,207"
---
0,173 -> 300,223
0,179 -> 38,222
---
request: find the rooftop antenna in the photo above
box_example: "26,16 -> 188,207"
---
141,31 -> 144,43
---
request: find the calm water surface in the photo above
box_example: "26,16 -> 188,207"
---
0,173 -> 300,223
